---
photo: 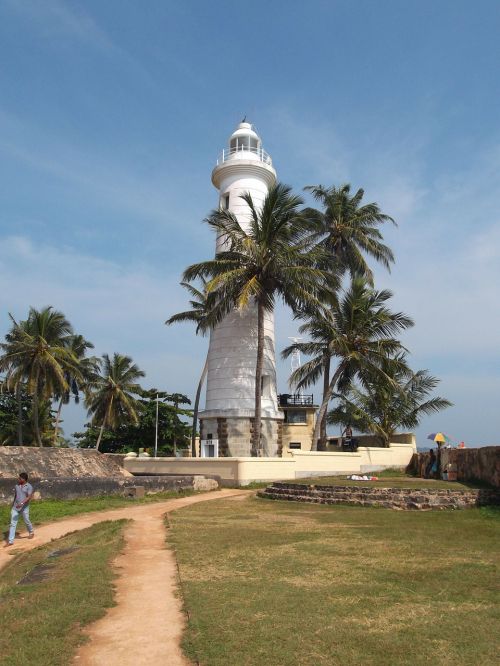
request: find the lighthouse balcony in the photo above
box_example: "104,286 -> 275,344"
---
216,145 -> 273,166
278,393 -> 314,407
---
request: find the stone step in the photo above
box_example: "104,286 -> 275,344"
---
258,482 -> 499,510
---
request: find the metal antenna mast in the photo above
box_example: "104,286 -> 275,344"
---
288,337 -> 303,397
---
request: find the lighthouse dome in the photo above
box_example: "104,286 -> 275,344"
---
228,122 -> 261,153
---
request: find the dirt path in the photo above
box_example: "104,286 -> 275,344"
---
1,489 -> 251,665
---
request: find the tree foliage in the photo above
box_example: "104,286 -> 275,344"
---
284,277 -> 414,449
327,353 -> 452,446
74,390 -> 192,454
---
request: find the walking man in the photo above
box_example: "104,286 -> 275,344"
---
6,472 -> 34,546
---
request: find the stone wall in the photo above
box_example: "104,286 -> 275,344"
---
0,446 -> 129,480
200,417 -> 280,457
0,475 -> 206,504
0,446 -> 219,503
407,446 -> 500,487
259,482 -> 500,510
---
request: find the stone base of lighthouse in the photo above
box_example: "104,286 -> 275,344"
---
199,412 -> 284,457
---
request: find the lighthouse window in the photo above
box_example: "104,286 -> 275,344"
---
285,410 -> 307,424
230,136 -> 258,152
221,194 -> 230,210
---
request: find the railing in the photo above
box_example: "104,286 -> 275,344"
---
278,394 -> 314,407
216,146 -> 273,166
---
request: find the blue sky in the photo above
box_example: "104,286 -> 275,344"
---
1,0 -> 499,446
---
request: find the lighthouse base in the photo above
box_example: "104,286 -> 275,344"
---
199,413 -> 284,458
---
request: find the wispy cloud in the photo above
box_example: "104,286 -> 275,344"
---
3,0 -> 157,87
0,109 -> 210,250
4,0 -> 117,53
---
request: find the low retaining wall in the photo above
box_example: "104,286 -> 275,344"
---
124,444 -> 416,486
408,446 -> 500,487
0,474 -> 217,504
259,482 -> 500,510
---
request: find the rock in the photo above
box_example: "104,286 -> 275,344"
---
192,476 -> 219,492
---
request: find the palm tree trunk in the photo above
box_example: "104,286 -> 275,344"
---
191,355 -> 208,457
32,370 -> 43,447
319,355 -> 330,451
312,364 -> 344,451
53,396 -> 64,446
252,301 -> 265,457
95,419 -> 106,451
16,383 -> 23,445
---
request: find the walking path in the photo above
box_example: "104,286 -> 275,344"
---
1,489 -> 251,665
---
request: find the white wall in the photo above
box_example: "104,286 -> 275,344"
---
124,443 -> 416,486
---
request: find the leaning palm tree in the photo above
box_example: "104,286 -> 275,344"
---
86,353 -> 145,451
0,307 -> 81,446
327,353 -> 452,446
183,183 -> 325,455
166,279 -> 213,457
285,277 -> 414,450
53,334 -> 99,446
303,183 -> 396,284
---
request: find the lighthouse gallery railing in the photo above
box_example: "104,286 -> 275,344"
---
216,146 -> 273,166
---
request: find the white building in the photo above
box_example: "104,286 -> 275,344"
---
198,122 -> 283,457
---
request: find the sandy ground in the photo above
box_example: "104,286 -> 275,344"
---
1,489 -> 251,665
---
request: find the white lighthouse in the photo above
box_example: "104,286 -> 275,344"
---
198,122 -> 283,457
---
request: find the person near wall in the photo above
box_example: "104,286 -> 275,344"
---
5,472 -> 35,547
342,425 -> 357,452
425,449 -> 437,479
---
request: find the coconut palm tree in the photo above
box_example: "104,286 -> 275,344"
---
0,308 -> 81,446
183,183 -> 325,454
166,279 -> 213,457
293,184 -> 396,445
86,353 -> 145,451
327,353 -> 452,446
53,334 -> 99,446
285,277 -> 413,450
303,183 -> 396,284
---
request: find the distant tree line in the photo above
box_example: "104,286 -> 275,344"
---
0,307 -> 191,453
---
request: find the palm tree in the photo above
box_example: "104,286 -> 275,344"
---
166,279 -> 212,457
303,183 -> 395,284
327,353 -> 452,446
1,326 -> 25,445
86,353 -> 145,451
183,183 -> 325,455
293,184 -> 396,445
0,307 -> 81,446
285,277 -> 413,450
285,287 -> 339,450
53,334 -> 99,446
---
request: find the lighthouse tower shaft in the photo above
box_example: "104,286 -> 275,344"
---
199,123 -> 283,457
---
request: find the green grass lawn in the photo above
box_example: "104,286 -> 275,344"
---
287,472 -> 480,490
1,488 -> 195,537
169,495 -> 500,666
0,520 -> 127,666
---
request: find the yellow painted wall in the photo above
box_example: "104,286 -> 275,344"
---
281,409 -> 315,455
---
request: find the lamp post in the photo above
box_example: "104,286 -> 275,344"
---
154,392 -> 159,458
